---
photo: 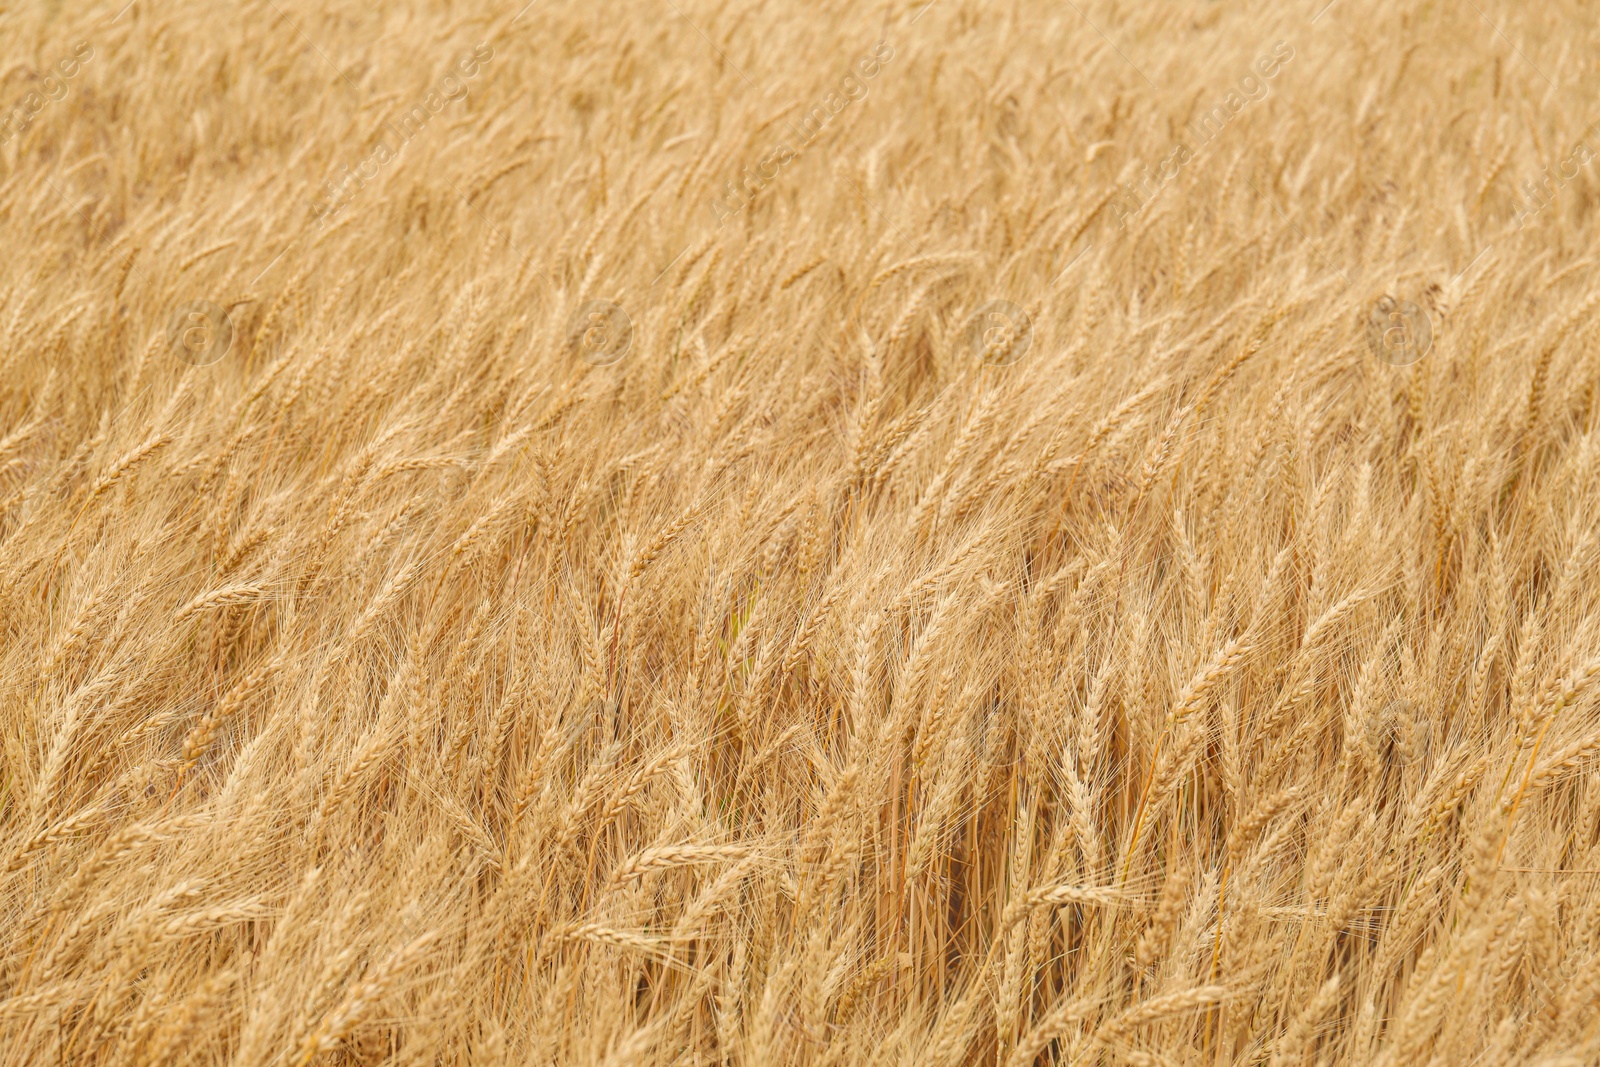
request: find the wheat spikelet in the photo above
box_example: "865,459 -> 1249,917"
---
88,433 -> 172,499
180,658 -> 280,772
606,843 -> 750,889
5,805 -> 106,872
295,931 -> 437,1064
1094,985 -> 1230,1044
173,583 -> 269,622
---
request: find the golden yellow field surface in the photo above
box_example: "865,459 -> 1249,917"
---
2,0 -> 1600,1063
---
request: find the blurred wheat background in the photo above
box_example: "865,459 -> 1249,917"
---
3,0 -> 1600,1063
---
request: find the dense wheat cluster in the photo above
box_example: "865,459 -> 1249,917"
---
5,0 -> 1600,1063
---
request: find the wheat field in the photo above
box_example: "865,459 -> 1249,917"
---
3,0 -> 1600,1063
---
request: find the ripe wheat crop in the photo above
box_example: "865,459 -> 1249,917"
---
3,0 -> 1600,1064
